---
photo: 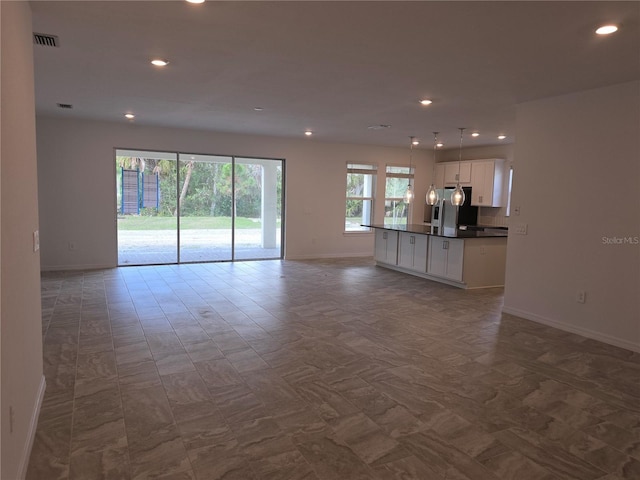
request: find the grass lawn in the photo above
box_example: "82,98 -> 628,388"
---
117,216 -> 279,230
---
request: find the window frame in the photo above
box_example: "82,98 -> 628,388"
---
384,164 -> 414,226
345,163 -> 377,233
506,165 -> 514,216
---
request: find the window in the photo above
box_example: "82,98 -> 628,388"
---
345,163 -> 376,232
506,166 -> 514,216
384,165 -> 414,226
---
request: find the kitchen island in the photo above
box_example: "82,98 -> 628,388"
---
365,224 -> 508,289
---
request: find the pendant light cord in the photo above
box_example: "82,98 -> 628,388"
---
409,136 -> 414,186
458,127 -> 465,178
432,131 -> 438,178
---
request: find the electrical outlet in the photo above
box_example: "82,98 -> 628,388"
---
33,230 -> 40,252
513,205 -> 521,216
577,290 -> 586,304
68,241 -> 77,251
513,223 -> 528,235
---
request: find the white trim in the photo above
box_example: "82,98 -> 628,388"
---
502,306 -> 640,353
17,375 -> 46,480
284,252 -> 373,260
343,231 -> 374,236
40,263 -> 114,272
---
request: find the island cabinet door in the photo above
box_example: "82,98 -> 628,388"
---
374,229 -> 398,265
428,237 -> 464,281
413,234 -> 429,272
398,233 -> 428,272
445,238 -> 464,281
428,237 -> 447,277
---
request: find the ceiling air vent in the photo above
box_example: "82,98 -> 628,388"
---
33,33 -> 59,47
57,103 -> 73,109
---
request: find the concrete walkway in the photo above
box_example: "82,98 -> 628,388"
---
118,229 -> 281,265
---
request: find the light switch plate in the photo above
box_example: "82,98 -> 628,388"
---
33,230 -> 40,252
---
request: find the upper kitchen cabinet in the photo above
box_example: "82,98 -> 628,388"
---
435,162 -> 472,187
470,159 -> 505,207
434,159 -> 505,207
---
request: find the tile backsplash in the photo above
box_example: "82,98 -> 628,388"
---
478,207 -> 509,227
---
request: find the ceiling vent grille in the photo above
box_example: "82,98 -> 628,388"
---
57,103 -> 73,109
33,33 -> 59,47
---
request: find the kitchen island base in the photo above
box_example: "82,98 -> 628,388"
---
370,226 -> 507,289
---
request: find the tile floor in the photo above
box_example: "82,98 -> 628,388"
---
26,258 -> 640,480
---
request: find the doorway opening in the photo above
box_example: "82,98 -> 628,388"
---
116,149 -> 284,265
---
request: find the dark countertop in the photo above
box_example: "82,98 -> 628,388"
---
364,224 -> 509,239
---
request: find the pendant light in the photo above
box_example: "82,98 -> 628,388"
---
403,136 -> 415,204
426,131 -> 440,206
451,127 -> 466,207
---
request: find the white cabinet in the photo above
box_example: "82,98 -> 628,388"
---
374,229 -> 398,265
470,159 -> 505,207
436,162 -> 471,187
372,227 -> 507,288
398,232 -> 428,273
427,236 -> 464,282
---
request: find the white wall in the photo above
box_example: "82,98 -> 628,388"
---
36,117 -> 431,269
504,81 -> 640,352
1,2 -> 46,478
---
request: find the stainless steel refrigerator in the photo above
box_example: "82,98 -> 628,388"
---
429,187 -> 477,232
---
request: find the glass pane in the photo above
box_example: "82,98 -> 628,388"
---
116,150 -> 178,265
384,200 -> 408,226
347,172 -> 375,198
179,154 -> 233,262
345,199 -> 372,231
385,177 -> 409,199
506,167 -> 514,216
346,173 -> 365,197
348,163 -> 376,171
386,166 -> 411,174
234,157 -> 283,260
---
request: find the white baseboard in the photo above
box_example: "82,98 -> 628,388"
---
502,306 -> 640,353
40,263 -> 114,272
17,375 -> 46,480
284,252 -> 373,260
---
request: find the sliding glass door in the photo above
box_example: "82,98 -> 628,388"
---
116,149 -> 284,266
234,157 -> 283,260
116,150 -> 178,265
178,155 -> 233,262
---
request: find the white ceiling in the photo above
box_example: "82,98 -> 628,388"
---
30,1 -> 640,149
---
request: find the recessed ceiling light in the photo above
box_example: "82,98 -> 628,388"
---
498,135 -> 507,140
436,142 -> 444,148
419,99 -> 433,106
124,113 -> 135,119
305,131 -> 313,136
151,59 -> 169,67
412,139 -> 420,145
186,0 -> 205,3
596,25 -> 618,35
471,132 -> 480,137
254,107 -> 264,112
